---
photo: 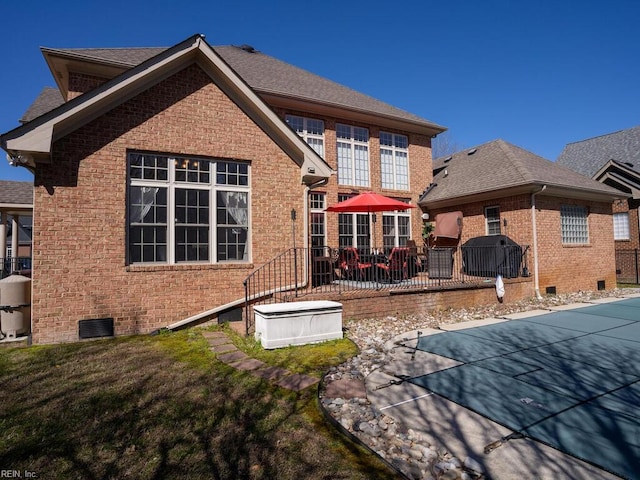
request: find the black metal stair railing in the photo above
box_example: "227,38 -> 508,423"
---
242,245 -> 531,335
243,247 -> 309,335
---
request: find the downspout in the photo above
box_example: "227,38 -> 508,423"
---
531,185 -> 546,300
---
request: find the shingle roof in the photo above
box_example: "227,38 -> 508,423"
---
27,44 -> 444,131
20,87 -> 65,123
0,180 -> 33,205
421,139 -> 622,204
556,126 -> 640,177
44,47 -> 167,67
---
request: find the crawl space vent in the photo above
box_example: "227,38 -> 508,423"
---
546,286 -> 557,295
79,318 -> 114,339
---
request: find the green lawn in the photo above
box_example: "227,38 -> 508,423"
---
0,328 -> 396,479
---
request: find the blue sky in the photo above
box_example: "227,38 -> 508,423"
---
1,0 -> 639,182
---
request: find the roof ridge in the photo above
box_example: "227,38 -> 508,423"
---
564,125 -> 640,146
45,46 -> 169,51
0,179 -> 32,185
38,43 -> 446,132
495,140 -> 533,183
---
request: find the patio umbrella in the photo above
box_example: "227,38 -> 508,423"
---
326,191 -> 416,248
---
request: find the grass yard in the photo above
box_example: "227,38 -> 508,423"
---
0,328 -> 396,479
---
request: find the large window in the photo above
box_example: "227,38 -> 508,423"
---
485,206 -> 501,235
380,132 -> 409,190
382,211 -> 411,251
286,115 -> 324,157
337,194 -> 370,249
613,212 -> 630,240
337,124 -> 369,187
560,205 -> 589,244
128,152 -> 249,264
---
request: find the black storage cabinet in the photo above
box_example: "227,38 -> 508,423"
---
461,235 -> 523,278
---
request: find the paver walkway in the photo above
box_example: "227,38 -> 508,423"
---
202,331 -> 319,392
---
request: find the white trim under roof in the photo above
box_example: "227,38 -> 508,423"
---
593,159 -> 640,199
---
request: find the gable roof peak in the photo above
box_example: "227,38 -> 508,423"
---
2,34 -> 333,184
37,37 -> 445,136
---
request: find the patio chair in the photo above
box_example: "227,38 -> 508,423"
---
376,247 -> 409,282
339,247 -> 372,281
405,240 -> 424,276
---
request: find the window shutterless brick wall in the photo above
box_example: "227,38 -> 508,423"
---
274,108 -> 433,248
427,194 -> 616,294
32,65 -> 436,344
32,65 -> 305,344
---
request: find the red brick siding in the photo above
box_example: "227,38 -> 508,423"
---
303,278 -> 533,320
535,197 -> 615,292
613,199 -> 639,250
68,73 -> 109,100
32,64 -> 305,344
273,108 -> 433,247
426,194 -> 616,294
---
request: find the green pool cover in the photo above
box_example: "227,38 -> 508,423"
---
412,300 -> 640,479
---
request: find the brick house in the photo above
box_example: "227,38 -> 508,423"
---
557,126 -> 640,283
419,140 -> 625,296
1,34 -> 445,343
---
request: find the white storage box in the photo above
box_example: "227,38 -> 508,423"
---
254,300 -> 343,349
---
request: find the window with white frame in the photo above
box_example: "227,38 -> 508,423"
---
337,124 -> 369,187
485,206 -> 501,235
310,192 -> 326,251
560,204 -> 589,244
127,152 -> 249,264
337,194 -> 370,249
285,115 -> 325,157
613,212 -> 630,240
380,132 -> 409,190
382,211 -> 411,252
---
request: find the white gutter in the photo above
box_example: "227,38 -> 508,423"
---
531,185 -> 546,300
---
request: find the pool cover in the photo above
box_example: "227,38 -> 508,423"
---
412,301 -> 640,479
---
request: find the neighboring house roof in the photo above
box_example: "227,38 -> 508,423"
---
33,44 -> 445,136
0,180 -> 33,206
0,180 -> 32,217
420,139 -> 625,209
1,34 -> 333,185
556,126 -> 640,177
20,87 -> 64,124
593,159 -> 640,200
557,126 -> 640,201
